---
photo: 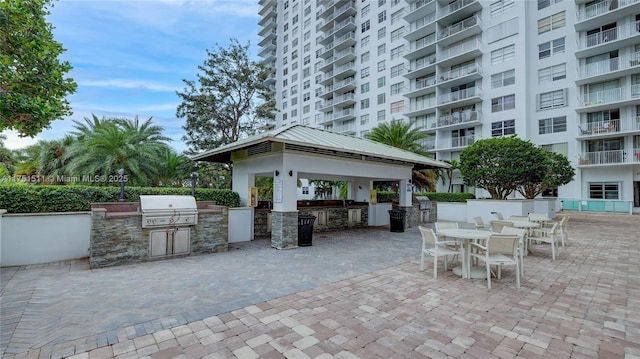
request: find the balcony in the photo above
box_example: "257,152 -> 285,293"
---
319,99 -> 334,112
437,37 -> 483,67
259,16 -> 277,28
330,1 -> 356,23
404,99 -> 437,117
333,108 -> 356,121
437,134 -> 476,150
438,15 -> 482,47
576,51 -> 640,85
258,30 -> 277,46
404,76 -> 436,98
259,49 -> 276,62
436,110 -> 482,129
576,22 -> 640,57
405,12 -> 436,41
327,16 -> 356,38
333,93 -> 356,107
438,0 -> 481,23
333,77 -> 356,93
334,62 -> 356,79
438,62 -> 482,87
405,0 -> 436,22
438,86 -> 483,106
404,33 -> 437,61
333,31 -> 357,51
422,137 -> 436,151
332,47 -> 357,67
575,0 -> 640,31
578,149 -> 640,166
578,116 -> 640,138
576,84 -> 640,112
334,120 -> 356,134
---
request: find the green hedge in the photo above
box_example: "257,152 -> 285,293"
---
0,185 -> 241,213
376,191 -> 474,203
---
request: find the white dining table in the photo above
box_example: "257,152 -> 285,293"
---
437,228 -> 493,279
507,220 -> 540,254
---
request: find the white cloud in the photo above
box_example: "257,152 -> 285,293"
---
1,130 -> 41,150
79,79 -> 178,92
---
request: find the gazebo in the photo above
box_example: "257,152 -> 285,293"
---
192,125 -> 449,249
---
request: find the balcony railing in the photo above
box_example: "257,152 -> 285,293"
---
423,138 -> 436,150
334,121 -> 356,133
438,86 -> 481,105
334,108 -> 355,119
413,77 -> 437,91
438,15 -> 480,40
406,99 -> 437,113
437,110 -> 481,127
438,37 -> 482,62
439,62 -> 482,82
412,33 -> 437,52
439,135 -> 475,149
578,51 -> 640,79
440,0 -> 477,17
410,0 -> 434,12
578,149 -> 640,165
409,54 -> 437,72
578,22 -> 640,50
579,116 -> 640,135
410,12 -> 436,32
579,85 -> 640,107
576,0 -> 640,22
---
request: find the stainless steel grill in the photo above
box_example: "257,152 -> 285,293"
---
140,195 -> 198,228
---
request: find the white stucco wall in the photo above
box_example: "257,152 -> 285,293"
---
0,212 -> 91,267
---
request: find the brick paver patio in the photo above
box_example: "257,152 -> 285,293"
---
1,212 -> 639,358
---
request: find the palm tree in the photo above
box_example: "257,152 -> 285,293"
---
38,135 -> 75,183
157,148 -> 192,187
440,159 -> 460,193
366,119 -> 436,191
66,115 -> 171,186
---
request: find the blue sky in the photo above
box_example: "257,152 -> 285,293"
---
2,0 -> 261,153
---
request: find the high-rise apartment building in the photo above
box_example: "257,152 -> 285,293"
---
258,0 -> 640,213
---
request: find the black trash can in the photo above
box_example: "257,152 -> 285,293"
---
298,215 -> 316,246
388,209 -> 406,233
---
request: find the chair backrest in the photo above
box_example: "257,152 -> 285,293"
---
494,212 -> 504,220
490,220 -> 513,233
500,226 -> 525,237
473,216 -> 485,230
548,222 -> 559,234
435,222 -> 459,232
487,234 -> 519,256
419,226 -> 436,246
508,215 -> 529,221
528,213 -> 548,221
559,216 -> 569,229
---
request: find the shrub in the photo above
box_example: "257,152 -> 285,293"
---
0,185 -> 240,213
375,191 -> 474,203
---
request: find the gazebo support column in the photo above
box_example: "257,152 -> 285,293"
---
270,211 -> 298,249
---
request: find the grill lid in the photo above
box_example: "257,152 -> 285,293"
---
140,195 -> 197,213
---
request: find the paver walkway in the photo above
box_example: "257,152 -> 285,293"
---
1,212 -> 639,358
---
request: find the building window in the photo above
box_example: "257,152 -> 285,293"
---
391,9 -> 403,24
491,69 -> 515,89
538,0 -> 562,10
538,11 -> 565,34
390,45 -> 404,60
378,27 -> 386,40
362,4 -> 370,16
538,63 -> 566,83
390,82 -> 404,95
362,20 -> 370,33
377,93 -> 386,104
377,44 -> 386,56
361,51 -> 370,63
539,116 -> 567,134
491,119 -> 515,137
377,110 -> 386,121
291,97 -> 298,106
361,114 -> 369,125
302,186 -> 309,195
487,17 -> 519,43
377,76 -> 386,87
361,35 -> 370,48
538,89 -> 567,110
379,0 -> 386,6
491,94 -> 515,112
390,100 -> 404,113
491,44 -> 515,64
589,182 -> 620,199
538,38 -> 565,59
361,98 -> 370,109
361,67 -> 370,78
391,27 -> 405,42
303,104 -> 310,114
490,0 -> 514,17
378,11 -> 386,23
390,64 -> 404,77
361,83 -> 370,93
303,91 -> 310,101
377,60 -> 386,72
541,142 -> 568,156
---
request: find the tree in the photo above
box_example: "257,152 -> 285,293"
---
517,151 -> 575,199
439,159 -> 460,193
0,0 -> 77,137
156,148 -> 192,187
38,135 -> 74,182
176,39 -> 276,154
365,118 -> 437,191
65,115 -> 170,186
459,136 -> 546,200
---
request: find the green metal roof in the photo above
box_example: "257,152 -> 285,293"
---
192,124 -> 449,170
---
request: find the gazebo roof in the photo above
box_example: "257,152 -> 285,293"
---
192,124 -> 449,170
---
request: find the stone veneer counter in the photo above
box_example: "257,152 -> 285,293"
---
90,201 -> 228,268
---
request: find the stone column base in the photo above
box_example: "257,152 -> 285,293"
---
271,211 -> 298,249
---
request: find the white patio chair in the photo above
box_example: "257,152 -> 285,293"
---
558,216 -> 569,247
469,233 -> 521,289
473,216 -> 486,230
419,226 -> 462,279
494,212 -> 504,220
434,221 -> 463,253
489,220 -> 513,233
529,222 -> 560,260
508,215 -> 529,221
500,226 -> 526,276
